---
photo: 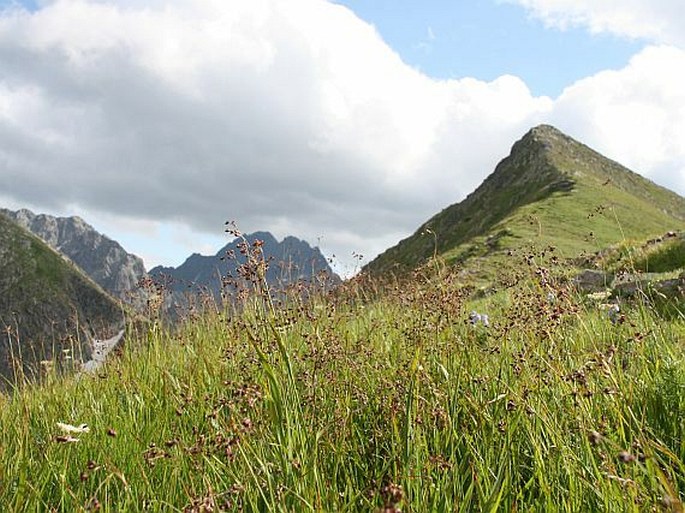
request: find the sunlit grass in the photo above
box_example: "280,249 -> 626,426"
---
1,248 -> 684,512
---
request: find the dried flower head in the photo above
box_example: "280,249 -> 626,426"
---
54,435 -> 80,443
618,450 -> 636,463
588,430 -> 602,446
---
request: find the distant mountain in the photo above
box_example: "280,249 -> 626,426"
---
1,208 -> 147,301
150,231 -> 338,303
0,213 -> 124,386
365,125 -> 685,277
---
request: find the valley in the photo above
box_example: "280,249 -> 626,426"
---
0,125 -> 683,511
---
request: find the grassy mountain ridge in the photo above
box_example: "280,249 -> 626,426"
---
0,213 -> 124,385
365,125 -> 685,277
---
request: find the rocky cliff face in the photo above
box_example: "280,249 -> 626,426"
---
1,209 -> 147,300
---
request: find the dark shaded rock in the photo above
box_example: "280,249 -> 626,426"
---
613,273 -> 685,298
149,231 -> 339,311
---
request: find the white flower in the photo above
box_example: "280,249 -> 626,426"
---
587,290 -> 612,302
469,311 -> 490,327
56,422 -> 90,434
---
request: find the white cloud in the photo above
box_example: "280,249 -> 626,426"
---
0,0 -> 684,272
509,0 -> 685,46
548,45 -> 685,193
0,0 -> 551,268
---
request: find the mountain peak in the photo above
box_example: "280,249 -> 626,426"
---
365,125 -> 685,276
150,230 -> 339,302
527,123 -> 565,140
1,208 -> 147,298
0,214 -> 124,385
504,123 -> 574,162
510,124 -> 588,164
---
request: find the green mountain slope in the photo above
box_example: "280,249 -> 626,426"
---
0,213 -> 124,386
365,125 -> 685,278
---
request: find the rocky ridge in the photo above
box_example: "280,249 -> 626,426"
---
150,231 -> 338,308
1,208 -> 147,301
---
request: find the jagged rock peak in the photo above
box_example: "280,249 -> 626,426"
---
149,230 -> 339,299
507,124 -> 569,159
526,124 -> 566,141
0,208 -> 147,299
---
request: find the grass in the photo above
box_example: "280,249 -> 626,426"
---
620,238 -> 685,275
1,243 -> 684,512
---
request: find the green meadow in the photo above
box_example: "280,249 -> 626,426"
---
1,245 -> 683,512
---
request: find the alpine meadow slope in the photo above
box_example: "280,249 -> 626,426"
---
0,213 -> 124,387
0,128 -> 684,511
364,125 -> 685,278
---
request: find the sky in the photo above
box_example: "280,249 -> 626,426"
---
0,0 -> 684,276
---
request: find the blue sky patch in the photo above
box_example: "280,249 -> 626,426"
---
335,0 -> 643,97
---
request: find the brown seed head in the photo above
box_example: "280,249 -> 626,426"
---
618,450 -> 636,463
588,430 -> 602,446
